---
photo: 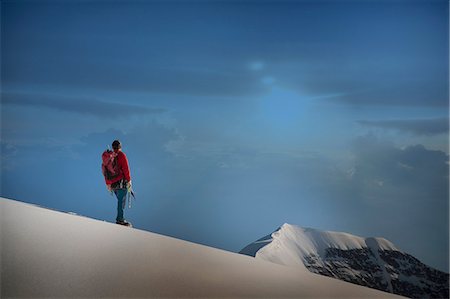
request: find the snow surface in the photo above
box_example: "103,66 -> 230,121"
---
1,199 -> 403,298
253,223 -> 399,269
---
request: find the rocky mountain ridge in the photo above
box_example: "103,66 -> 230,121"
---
240,224 -> 449,298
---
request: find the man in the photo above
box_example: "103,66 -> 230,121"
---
107,140 -> 132,226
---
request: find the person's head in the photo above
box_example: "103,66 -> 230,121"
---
112,140 -> 122,151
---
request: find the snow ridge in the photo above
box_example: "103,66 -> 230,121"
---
3,199 -> 405,298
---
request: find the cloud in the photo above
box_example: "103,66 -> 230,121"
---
4,58 -> 269,98
1,141 -> 18,173
357,118 -> 449,136
2,92 -> 166,119
351,135 -> 449,191
137,66 -> 267,97
248,61 -> 265,71
278,66 -> 448,108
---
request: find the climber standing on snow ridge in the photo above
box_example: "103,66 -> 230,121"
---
102,140 -> 133,227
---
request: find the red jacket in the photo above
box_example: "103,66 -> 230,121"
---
107,150 -> 131,185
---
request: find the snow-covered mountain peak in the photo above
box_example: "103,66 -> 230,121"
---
240,223 -> 448,299
266,223 -> 399,262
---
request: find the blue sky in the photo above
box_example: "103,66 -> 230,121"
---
1,0 -> 448,271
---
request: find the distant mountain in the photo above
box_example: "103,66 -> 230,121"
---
240,223 -> 449,299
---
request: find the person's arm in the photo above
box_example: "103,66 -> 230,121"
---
119,152 -> 131,182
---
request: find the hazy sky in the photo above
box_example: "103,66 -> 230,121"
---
1,0 -> 448,271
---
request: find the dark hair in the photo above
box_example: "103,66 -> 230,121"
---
112,140 -> 122,150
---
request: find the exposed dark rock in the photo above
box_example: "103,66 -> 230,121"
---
301,247 -> 449,299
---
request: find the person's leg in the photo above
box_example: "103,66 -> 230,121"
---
114,189 -> 127,222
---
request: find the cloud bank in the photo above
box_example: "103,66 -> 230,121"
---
358,118 -> 449,136
2,92 -> 166,118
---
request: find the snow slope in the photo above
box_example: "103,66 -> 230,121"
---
1,198 -> 403,298
240,223 -> 448,299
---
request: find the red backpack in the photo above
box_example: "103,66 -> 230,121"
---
101,149 -> 121,183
